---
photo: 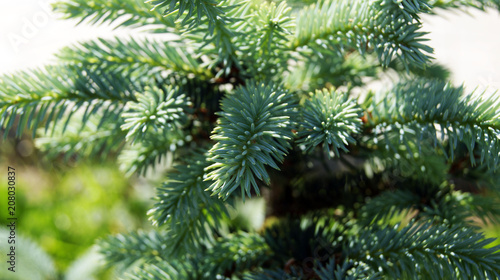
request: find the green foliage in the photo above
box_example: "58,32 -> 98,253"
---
35,113 -> 125,161
430,0 -> 500,11
118,136 -> 176,176
57,37 -> 207,76
297,88 -> 363,158
98,230 -> 169,269
206,81 -> 297,199
121,85 -> 190,143
240,1 -> 295,78
2,0 -> 500,279
146,0 -> 230,32
148,151 -> 229,254
345,223 -> 500,279
293,0 -> 433,70
205,232 -> 271,277
0,65 -> 137,139
360,183 -> 500,227
365,80 -> 500,168
314,259 -> 378,280
124,262 -> 194,280
285,52 -> 380,92
53,0 -> 177,31
98,230 -> 270,279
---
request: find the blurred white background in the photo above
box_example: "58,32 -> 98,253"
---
0,1 -> 499,90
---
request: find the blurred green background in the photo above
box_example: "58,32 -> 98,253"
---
0,137 -> 154,279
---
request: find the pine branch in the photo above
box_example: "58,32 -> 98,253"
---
205,232 -> 271,277
53,0 -> 177,32
359,181 -> 500,227
147,151 -> 228,255
117,134 -> 178,176
239,1 -> 294,78
245,258 -> 377,280
98,230 -> 169,269
0,65 -> 138,138
293,0 -> 433,69
365,80 -> 500,169
365,138 -> 449,184
206,81 -> 297,199
359,188 -> 421,225
121,85 -> 191,143
345,222 -> 500,279
5,0 -> 500,278
57,37 -> 209,77
388,60 -> 451,80
121,232 -> 269,279
124,262 -> 194,280
184,0 -> 294,77
297,88 -> 363,158
181,0 -> 249,77
146,0 -> 231,33
35,112 -> 126,161
315,259 -> 379,280
285,52 -> 380,91
457,192 -> 500,225
261,218 -> 340,268
429,0 -> 500,11
244,267 -> 307,280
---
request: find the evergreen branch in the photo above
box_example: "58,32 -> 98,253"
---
261,218 -> 342,268
53,0 -> 177,32
117,134 -> 179,176
245,259 -> 377,280
146,0 -> 231,33
124,232 -> 269,279
121,85 -> 191,143
359,181 -> 500,227
56,37 -> 208,77
239,1 -> 294,78
184,0 -> 293,77
366,80 -> 500,169
206,81 -> 297,200
285,52 -> 380,92
345,222 -> 500,279
98,230 -> 169,269
147,151 -> 228,255
182,0 -> 246,77
297,88 -> 363,158
184,0 -> 292,77
366,140 -> 449,184
293,0 -> 433,69
205,232 -> 271,277
244,267 -> 308,280
359,188 -> 421,225
35,112 -> 126,161
429,0 -> 500,10
388,60 -> 451,80
455,192 -> 500,225
315,259 -> 379,280
125,262 -> 194,280
0,65 -> 138,138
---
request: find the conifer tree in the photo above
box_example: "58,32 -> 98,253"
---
1,0 -> 500,279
